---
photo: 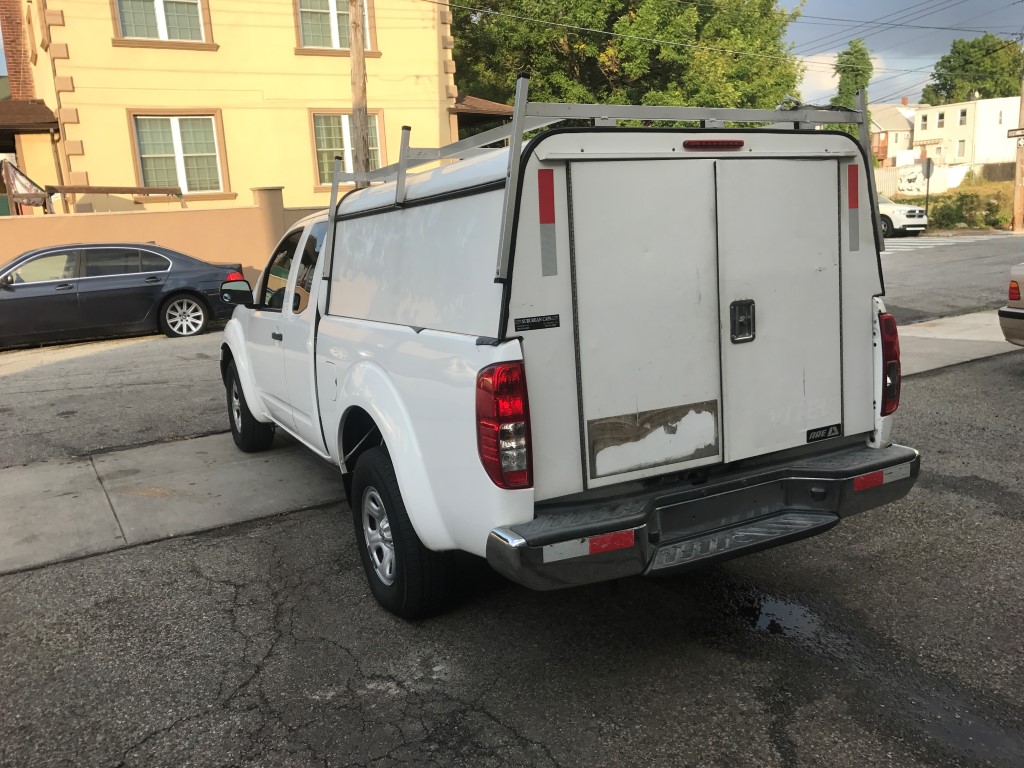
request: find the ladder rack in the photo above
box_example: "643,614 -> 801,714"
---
325,74 -> 881,281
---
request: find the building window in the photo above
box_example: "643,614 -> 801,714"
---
116,0 -> 206,41
937,111 -> 944,128
959,109 -> 967,126
957,140 -> 965,159
312,112 -> 382,185
921,114 -> 927,130
999,111 -> 1003,125
297,0 -> 373,50
130,113 -> 231,196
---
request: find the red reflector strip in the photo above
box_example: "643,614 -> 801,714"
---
853,471 -> 883,491
682,139 -> 744,150
538,168 -> 555,225
542,529 -> 637,563
847,165 -> 859,209
589,529 -> 635,555
853,462 -> 912,491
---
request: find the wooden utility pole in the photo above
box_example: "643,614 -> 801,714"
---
348,0 -> 370,189
1014,74 -> 1024,232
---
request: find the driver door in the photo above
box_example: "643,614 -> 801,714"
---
0,249 -> 82,342
247,229 -> 303,429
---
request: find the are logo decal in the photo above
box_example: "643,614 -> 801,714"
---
807,424 -> 843,443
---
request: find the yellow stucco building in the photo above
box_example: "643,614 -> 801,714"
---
6,0 -> 458,209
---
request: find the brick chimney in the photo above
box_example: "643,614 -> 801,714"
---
901,97 -> 909,106
0,0 -> 35,99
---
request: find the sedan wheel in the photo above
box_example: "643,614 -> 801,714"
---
161,296 -> 208,338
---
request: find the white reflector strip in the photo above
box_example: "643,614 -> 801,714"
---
650,512 -> 835,571
542,538 -> 589,563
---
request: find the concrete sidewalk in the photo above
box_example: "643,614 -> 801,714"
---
898,310 -> 1019,375
1,433 -> 343,575
1,310 -> 1019,577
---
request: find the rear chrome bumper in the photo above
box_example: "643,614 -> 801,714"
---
998,307 -> 1024,347
487,443 -> 920,591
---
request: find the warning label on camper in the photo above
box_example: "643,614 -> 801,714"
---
514,315 -> 560,332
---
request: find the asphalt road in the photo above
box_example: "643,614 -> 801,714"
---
0,333 -> 225,469
1,351 -> 1023,768
881,233 -> 1023,325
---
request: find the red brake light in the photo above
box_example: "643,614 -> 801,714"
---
879,313 -> 901,416
226,271 -> 244,282
476,362 -> 532,489
1010,280 -> 1020,301
682,139 -> 744,151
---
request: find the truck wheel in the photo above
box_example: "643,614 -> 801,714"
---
226,361 -> 275,452
880,216 -> 893,239
351,447 -> 451,619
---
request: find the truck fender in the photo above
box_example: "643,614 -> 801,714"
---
336,361 -> 456,552
221,318 -> 273,424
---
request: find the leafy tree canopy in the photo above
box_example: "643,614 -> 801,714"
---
921,33 -> 1024,105
828,38 -> 872,134
452,0 -> 804,109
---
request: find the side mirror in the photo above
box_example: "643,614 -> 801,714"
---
0,273 -> 13,290
220,279 -> 253,307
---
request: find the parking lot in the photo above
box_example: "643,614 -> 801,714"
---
1,233 -> 1023,767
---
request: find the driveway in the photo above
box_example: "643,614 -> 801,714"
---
0,333 -> 226,469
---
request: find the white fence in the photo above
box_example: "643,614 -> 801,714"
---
874,164 -> 973,197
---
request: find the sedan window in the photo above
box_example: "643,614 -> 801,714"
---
84,249 -> 141,277
140,252 -> 171,272
10,252 -> 78,284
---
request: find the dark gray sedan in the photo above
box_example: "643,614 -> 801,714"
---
0,243 -> 243,348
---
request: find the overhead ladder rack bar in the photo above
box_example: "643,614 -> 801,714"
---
326,75 -> 873,280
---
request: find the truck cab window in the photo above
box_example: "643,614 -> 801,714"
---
260,229 -> 303,310
292,221 -> 328,315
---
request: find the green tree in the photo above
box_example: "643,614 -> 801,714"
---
452,0 -> 804,110
921,33 -> 1024,105
828,39 -> 872,132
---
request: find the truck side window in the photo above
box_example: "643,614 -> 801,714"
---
292,221 -> 328,315
259,229 -> 303,311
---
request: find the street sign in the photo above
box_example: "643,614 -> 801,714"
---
1007,127 -> 1024,139
922,157 -> 934,179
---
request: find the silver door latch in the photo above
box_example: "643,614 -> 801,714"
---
730,300 -> 755,343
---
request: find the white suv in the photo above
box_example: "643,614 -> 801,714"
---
878,195 -> 928,237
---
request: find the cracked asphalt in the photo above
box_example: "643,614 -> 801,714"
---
2,350 -> 1024,767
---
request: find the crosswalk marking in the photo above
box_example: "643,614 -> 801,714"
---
882,234 -> 1012,253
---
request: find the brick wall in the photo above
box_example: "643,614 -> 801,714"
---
0,0 -> 35,99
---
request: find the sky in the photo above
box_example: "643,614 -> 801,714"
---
782,0 -> 1024,104
1,0 -> 1022,101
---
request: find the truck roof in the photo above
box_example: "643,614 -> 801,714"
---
339,148 -> 509,217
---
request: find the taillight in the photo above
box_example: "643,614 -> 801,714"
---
879,313 -> 901,416
226,271 -> 244,282
476,362 -> 532,488
1010,281 -> 1020,301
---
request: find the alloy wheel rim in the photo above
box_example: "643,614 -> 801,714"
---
231,381 -> 242,432
167,299 -> 204,335
361,487 -> 396,586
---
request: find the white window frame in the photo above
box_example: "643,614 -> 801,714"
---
920,114 -> 927,130
313,112 -> 380,183
957,140 -> 965,159
301,0 -> 370,50
136,115 -> 222,194
937,111 -> 944,128
120,0 -> 204,42
959,109 -> 967,126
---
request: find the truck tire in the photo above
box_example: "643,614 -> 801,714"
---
226,361 -> 275,452
880,216 -> 893,238
351,447 -> 451,619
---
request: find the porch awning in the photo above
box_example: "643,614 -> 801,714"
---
0,99 -> 58,133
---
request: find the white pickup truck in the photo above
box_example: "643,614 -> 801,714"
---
219,81 -> 919,618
